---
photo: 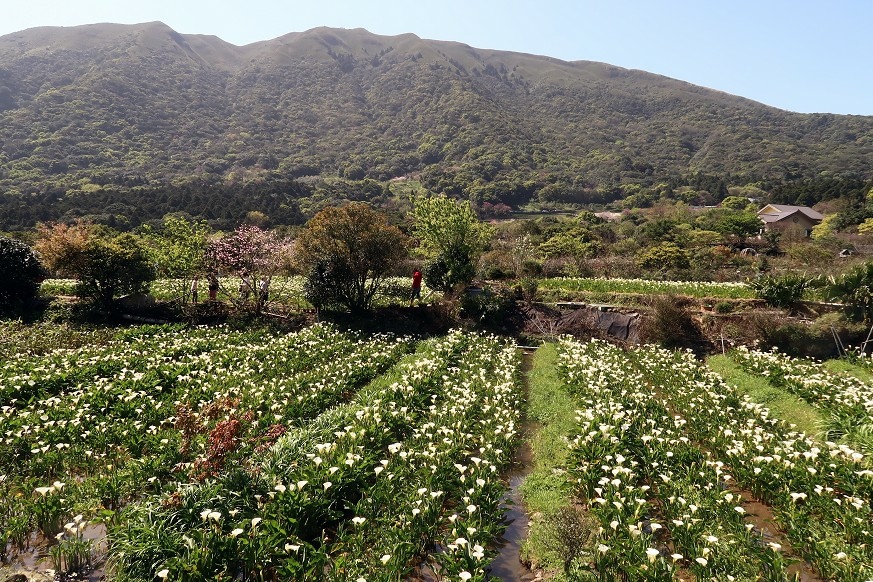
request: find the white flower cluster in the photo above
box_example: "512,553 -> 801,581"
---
733,346 -> 873,416
0,323 -> 409,565
103,329 -> 520,579
557,338 -> 872,579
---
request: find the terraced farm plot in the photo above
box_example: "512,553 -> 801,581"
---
1,325 -> 522,581
7,320 -> 871,581
538,339 -> 872,581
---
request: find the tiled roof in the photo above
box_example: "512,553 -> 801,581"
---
757,204 -> 824,222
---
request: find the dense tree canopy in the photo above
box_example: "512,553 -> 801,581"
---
141,216 -> 211,303
1,25 -> 871,231
34,221 -> 94,278
0,236 -> 42,311
296,203 -> 408,312
76,234 -> 155,309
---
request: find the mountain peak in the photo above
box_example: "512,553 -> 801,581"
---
0,21 -> 870,230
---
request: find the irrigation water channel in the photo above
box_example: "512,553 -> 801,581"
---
483,348 -> 539,581
485,438 -> 538,581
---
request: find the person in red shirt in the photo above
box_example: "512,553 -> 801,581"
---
410,269 -> 423,305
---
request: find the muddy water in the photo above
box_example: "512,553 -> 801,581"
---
738,494 -> 823,582
407,446 -> 540,582
1,524 -> 107,581
486,473 -> 537,581
407,430 -> 540,581
482,348 -> 540,581
485,349 -> 540,581
486,422 -> 538,581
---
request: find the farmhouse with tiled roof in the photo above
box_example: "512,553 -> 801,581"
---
758,204 -> 823,237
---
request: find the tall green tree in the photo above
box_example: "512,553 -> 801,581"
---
410,194 -> 493,293
538,224 -> 602,274
141,216 -> 211,303
296,203 -> 408,312
695,209 -> 761,239
637,242 -> 690,271
76,234 -> 155,309
720,196 -> 754,211
811,214 -> 839,240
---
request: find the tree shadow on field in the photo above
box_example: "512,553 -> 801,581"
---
319,305 -> 453,337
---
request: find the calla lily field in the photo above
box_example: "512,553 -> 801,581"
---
1,322 -> 871,580
1,325 -> 521,581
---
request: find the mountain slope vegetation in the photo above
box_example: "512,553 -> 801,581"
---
0,22 -> 871,228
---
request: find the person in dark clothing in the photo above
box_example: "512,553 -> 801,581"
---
208,273 -> 219,301
259,276 -> 270,307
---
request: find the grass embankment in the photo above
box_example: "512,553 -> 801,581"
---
537,277 -> 755,299
824,359 -> 873,383
519,343 -> 580,579
707,354 -> 823,437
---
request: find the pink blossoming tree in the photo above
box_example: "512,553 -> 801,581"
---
205,225 -> 290,312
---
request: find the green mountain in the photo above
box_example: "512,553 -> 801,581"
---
0,22 -> 871,228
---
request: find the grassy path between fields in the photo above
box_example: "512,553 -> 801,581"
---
823,358 -> 873,383
518,343 -> 580,580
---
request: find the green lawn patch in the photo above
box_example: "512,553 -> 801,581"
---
519,342 -> 584,579
823,359 -> 873,383
521,343 -> 576,511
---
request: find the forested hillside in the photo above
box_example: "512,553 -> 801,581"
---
1,22 -> 871,229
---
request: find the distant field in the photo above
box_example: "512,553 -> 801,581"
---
40,276 -> 431,309
538,276 -> 756,299
41,276 -> 755,310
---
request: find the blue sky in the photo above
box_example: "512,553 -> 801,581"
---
3,0 -> 872,115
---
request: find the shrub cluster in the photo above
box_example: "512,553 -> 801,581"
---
0,236 -> 43,312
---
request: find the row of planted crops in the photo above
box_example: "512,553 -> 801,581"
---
5,318 -> 872,581
553,338 -> 872,581
536,277 -> 755,300
730,346 -> 873,444
0,323 -> 522,581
